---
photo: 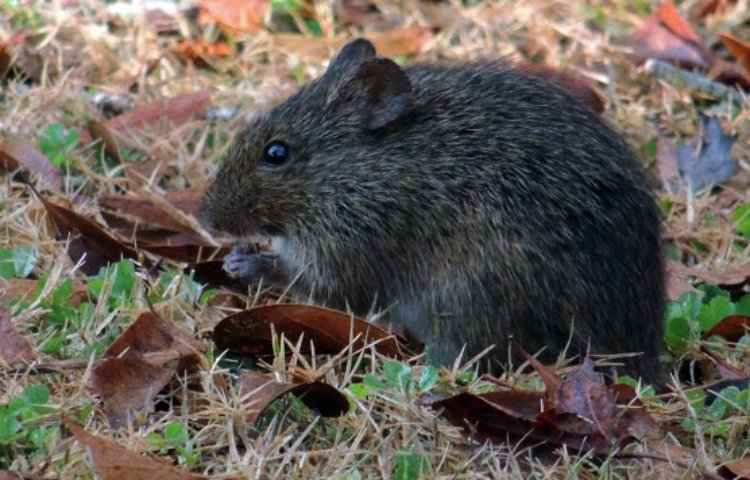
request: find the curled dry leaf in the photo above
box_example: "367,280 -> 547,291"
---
66,421 -> 207,480
0,306 -> 35,365
31,193 -> 143,275
213,303 -> 409,358
668,260 -> 750,288
238,370 -> 349,425
98,185 -> 206,235
0,141 -> 61,190
630,2 -> 712,69
87,120 -> 123,163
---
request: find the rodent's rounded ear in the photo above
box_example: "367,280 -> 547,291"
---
353,58 -> 414,130
323,38 -> 377,82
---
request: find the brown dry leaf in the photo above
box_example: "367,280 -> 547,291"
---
213,303 -> 409,358
87,120 -> 123,163
702,315 -> 750,342
80,92 -> 211,148
0,306 -> 35,365
32,193 -> 142,276
67,421 -> 207,480
693,0 -> 738,18
0,41 -> 11,80
99,194 -> 197,235
0,278 -> 39,301
197,0 -> 270,34
718,33 -> 750,73
0,142 -> 61,190
720,456 -> 750,480
1,278 -> 89,306
139,244 -> 229,264
552,359 -> 618,440
89,311 -> 203,427
630,2 -> 712,69
88,357 -> 174,428
515,63 -> 604,113
103,311 -> 204,360
186,259 -> 247,292
368,27 -> 433,57
169,40 -> 233,71
98,186 -> 206,234
517,344 -> 562,392
238,370 -> 349,425
429,388 -> 547,445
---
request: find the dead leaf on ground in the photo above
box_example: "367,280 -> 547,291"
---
702,315 -> 750,342
367,27 -> 433,57
0,142 -> 61,190
630,2 -> 712,69
1,278 -> 89,305
0,41 -> 11,80
98,186 -> 206,235
238,370 -> 349,425
88,357 -> 175,428
213,304 -> 409,358
88,311 -> 204,427
139,244 -> 229,264
677,115 -> 737,192
552,359 -> 618,439
30,191 -> 144,275
430,360 -> 660,456
87,120 -> 123,163
80,92 -> 211,148
197,0 -> 269,34
720,456 -> 750,480
186,259 -> 247,292
0,306 -> 35,365
718,33 -> 750,75
67,421 -> 207,480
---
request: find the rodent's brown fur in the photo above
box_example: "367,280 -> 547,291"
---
200,39 -> 665,382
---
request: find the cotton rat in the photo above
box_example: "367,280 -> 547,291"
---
200,39 -> 665,382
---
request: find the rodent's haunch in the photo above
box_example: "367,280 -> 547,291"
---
200,39 -> 665,382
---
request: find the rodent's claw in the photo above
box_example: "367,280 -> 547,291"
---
223,248 -> 280,285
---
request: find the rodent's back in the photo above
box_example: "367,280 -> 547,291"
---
349,64 -> 664,377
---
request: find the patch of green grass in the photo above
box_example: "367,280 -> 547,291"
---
0,245 -> 38,279
39,123 -> 80,170
0,385 -> 58,468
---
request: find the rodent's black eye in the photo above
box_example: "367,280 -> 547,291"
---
260,141 -> 291,167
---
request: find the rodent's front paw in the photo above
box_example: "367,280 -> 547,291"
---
223,248 -> 280,285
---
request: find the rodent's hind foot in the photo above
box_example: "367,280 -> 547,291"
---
223,247 -> 283,286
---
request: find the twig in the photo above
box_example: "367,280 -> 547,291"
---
644,59 -> 746,106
